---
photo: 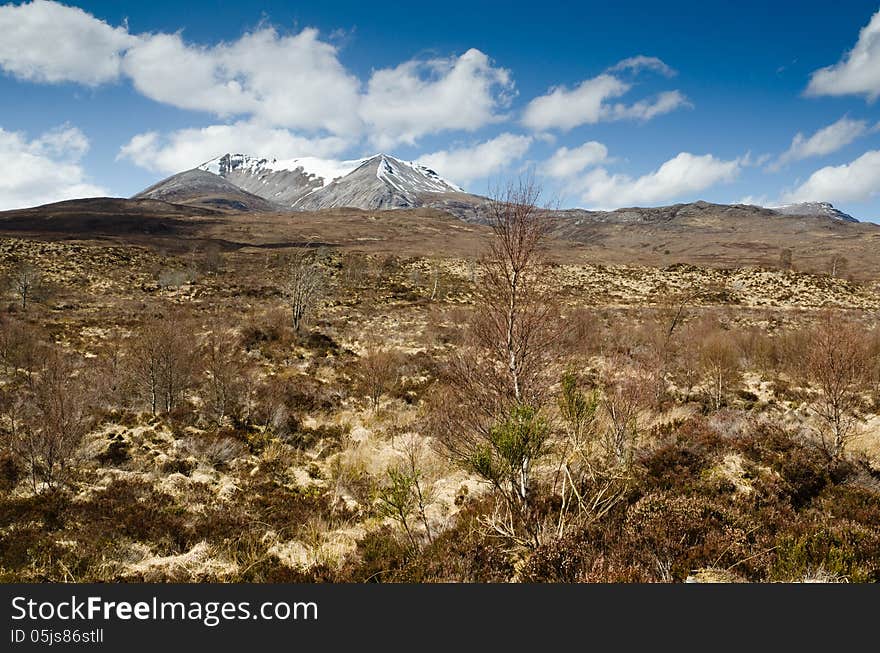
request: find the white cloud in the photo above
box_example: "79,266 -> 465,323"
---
742,152 -> 772,168
771,117 -> 868,170
605,90 -> 691,121
578,152 -> 741,209
807,10 -> 880,100
0,0 -> 133,85
782,150 -> 880,203
416,133 -> 532,186
361,49 -> 513,149
117,121 -> 350,174
522,57 -> 688,131
0,124 -> 105,210
543,141 -> 608,178
122,27 -> 363,135
522,74 -> 628,131
31,124 -> 90,159
607,55 -> 676,77
1,3 -> 514,149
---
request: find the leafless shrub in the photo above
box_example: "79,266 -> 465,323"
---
642,293 -> 700,405
699,330 -> 741,410
7,263 -> 46,311
11,350 -> 93,491
283,247 -> 326,332
829,255 -> 849,279
127,316 -> 198,415
0,316 -> 44,383
339,252 -> 370,289
200,327 -> 248,426
91,338 -> 135,410
200,242 -> 223,273
779,248 -> 793,271
600,358 -> 651,468
736,326 -> 777,377
805,311 -> 870,459
355,348 -> 402,411
558,306 -> 602,357
244,379 -> 292,440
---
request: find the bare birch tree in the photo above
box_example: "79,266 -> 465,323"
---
283,247 -> 325,332
128,316 -> 197,415
9,263 -> 44,311
11,350 -> 92,491
431,177 -> 558,546
806,311 -> 869,459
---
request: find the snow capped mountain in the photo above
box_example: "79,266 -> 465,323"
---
196,153 -> 465,210
138,153 -> 863,226
769,201 -> 858,223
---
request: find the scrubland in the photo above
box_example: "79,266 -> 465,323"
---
2,202 -> 880,583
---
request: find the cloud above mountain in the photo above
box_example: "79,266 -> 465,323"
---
417,133 -> 532,185
770,116 -> 869,170
122,27 -> 364,137
544,142 -> 609,179
782,149 -> 880,203
0,124 -> 105,209
522,57 -> 689,131
806,9 -> 880,100
361,50 -> 513,149
0,0 -> 133,85
578,152 -> 741,209
0,2 -> 686,163
117,122 -> 351,175
0,1 -> 514,153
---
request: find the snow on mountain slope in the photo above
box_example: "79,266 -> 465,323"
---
375,155 -> 463,194
197,153 -> 466,210
769,201 -> 858,223
201,154 -> 369,188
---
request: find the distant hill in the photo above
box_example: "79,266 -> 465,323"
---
2,197 -> 879,279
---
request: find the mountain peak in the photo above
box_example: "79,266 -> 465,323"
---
193,151 -> 466,210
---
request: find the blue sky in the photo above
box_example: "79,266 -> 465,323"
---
2,1 -> 880,219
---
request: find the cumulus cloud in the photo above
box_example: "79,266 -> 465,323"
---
1,2 -> 514,149
416,133 -> 532,186
607,55 -> 676,77
522,57 -> 688,131
578,152 -> 741,209
0,0 -> 133,85
782,149 -> 880,203
806,10 -> 880,100
122,27 -> 363,136
522,74 -> 628,131
117,122 -> 350,174
361,49 -> 513,149
0,124 -> 105,210
543,141 -> 608,178
770,117 -> 868,170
